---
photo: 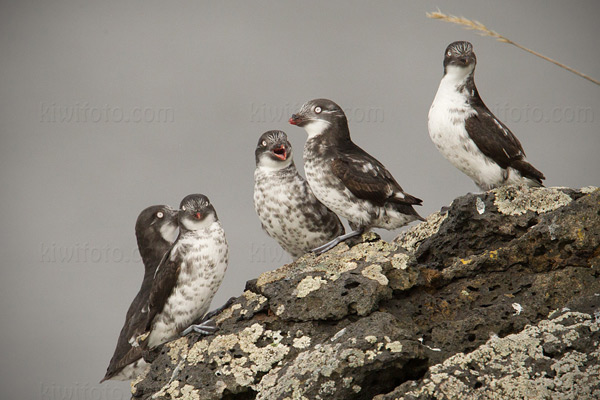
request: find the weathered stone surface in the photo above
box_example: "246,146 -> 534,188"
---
375,303 -> 600,400
131,186 -> 600,400
253,234 -> 398,321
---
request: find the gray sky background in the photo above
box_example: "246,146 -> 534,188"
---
1,1 -> 598,399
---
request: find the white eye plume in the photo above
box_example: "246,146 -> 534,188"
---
261,140 -> 267,147
314,106 -> 322,114
181,206 -> 186,211
446,50 -> 452,57
156,211 -> 164,218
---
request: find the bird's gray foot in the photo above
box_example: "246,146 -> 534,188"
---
181,319 -> 217,337
311,229 -> 365,255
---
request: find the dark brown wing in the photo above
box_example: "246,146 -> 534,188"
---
132,223 -> 174,320
102,240 -> 171,381
465,110 -> 545,183
101,311 -> 146,381
100,346 -> 143,382
331,152 -> 422,207
104,249 -> 179,379
144,248 -> 181,333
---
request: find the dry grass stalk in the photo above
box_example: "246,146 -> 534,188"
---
427,10 -> 599,86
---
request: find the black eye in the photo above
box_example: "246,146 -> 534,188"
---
314,106 -> 322,114
156,211 -> 164,218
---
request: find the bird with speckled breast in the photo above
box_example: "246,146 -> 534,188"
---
428,41 -> 545,190
289,99 -> 424,254
254,130 -> 345,258
127,194 -> 228,358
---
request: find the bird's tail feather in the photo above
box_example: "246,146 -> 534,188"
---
512,160 -> 545,185
392,192 -> 423,206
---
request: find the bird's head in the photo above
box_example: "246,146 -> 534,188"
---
178,194 -> 218,232
136,205 -> 179,244
289,98 -> 348,139
255,130 -> 293,170
443,41 -> 477,77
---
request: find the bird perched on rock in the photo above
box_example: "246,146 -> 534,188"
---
253,130 -> 345,258
133,194 -> 228,353
428,41 -> 545,190
102,205 -> 178,382
289,98 -> 424,254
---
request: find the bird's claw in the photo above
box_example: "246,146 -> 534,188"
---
310,229 -> 365,255
181,319 -> 218,337
310,240 -> 340,254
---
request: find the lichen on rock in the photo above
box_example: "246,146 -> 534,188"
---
378,310 -> 600,400
492,185 -> 572,215
395,210 -> 448,253
295,276 -> 327,298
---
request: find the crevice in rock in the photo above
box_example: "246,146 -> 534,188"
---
357,358 -> 429,400
221,389 -> 257,400
344,280 -> 361,290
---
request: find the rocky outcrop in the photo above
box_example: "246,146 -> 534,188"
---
131,186 -> 600,400
376,310 -> 600,400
